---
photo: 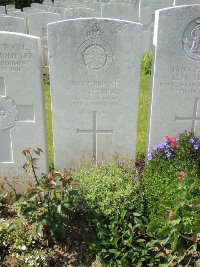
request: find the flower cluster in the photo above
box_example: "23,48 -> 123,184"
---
148,135 -> 180,161
189,136 -> 200,151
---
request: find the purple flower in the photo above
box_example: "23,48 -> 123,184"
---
86,170 -> 90,175
190,138 -> 195,144
153,145 -> 158,151
119,161 -> 124,167
91,161 -> 96,167
147,151 -> 152,161
194,144 -> 199,150
166,151 -> 172,158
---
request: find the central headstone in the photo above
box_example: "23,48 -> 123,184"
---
48,18 -> 142,170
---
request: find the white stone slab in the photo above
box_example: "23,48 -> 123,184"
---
174,0 -> 200,5
139,0 -> 173,27
23,7 -> 32,12
110,0 -> 131,4
64,7 -> 97,19
0,16 -> 26,33
6,5 -> 15,12
43,0 -> 53,6
0,6 -> 6,15
28,12 -> 61,65
7,11 -> 28,33
52,7 -> 66,19
48,18 -> 142,170
31,3 -> 42,8
101,3 -> 139,21
0,32 -> 48,186
148,5 -> 200,150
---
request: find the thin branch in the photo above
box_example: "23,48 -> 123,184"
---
178,232 -> 195,243
4,177 -> 17,196
28,150 -> 40,186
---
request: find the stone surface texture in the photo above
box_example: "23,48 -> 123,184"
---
48,18 -> 142,170
0,32 -> 48,185
148,5 -> 200,150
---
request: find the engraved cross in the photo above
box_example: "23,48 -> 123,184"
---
175,98 -> 200,133
77,111 -> 113,160
0,77 -> 35,163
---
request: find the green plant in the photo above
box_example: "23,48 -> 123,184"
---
141,52 -> 152,78
16,148 -> 78,240
0,218 -> 48,266
75,158 -> 143,216
143,132 -> 200,265
73,159 -> 162,266
143,132 -> 200,221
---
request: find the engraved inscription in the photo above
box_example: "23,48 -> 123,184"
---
160,66 -> 200,94
175,98 -> 200,133
183,18 -> 200,61
0,43 -> 34,72
67,80 -> 123,107
77,111 -> 113,160
77,23 -> 113,75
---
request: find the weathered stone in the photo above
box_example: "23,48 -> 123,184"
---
48,18 -> 142,170
64,7 -> 98,19
0,32 -> 48,187
101,3 -> 139,21
0,16 -> 26,33
148,5 -> 200,150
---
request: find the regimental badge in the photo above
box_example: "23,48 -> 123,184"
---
0,96 -> 18,130
77,23 -> 113,75
183,18 -> 200,61
73,12 -> 86,18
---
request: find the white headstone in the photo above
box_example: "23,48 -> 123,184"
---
110,0 -> 130,3
148,5 -> 200,150
7,11 -> 28,33
0,32 -> 48,186
101,3 -> 139,21
0,16 -> 26,33
28,12 -> 61,65
6,5 -> 16,12
31,3 -> 42,8
43,0 -> 53,6
48,18 -> 142,170
174,0 -> 200,5
52,7 -> 66,19
64,7 -> 98,19
23,7 -> 32,12
139,0 -> 173,27
0,6 -> 6,15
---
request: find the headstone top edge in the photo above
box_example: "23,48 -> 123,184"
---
47,17 -> 143,29
0,15 -> 25,21
0,31 -> 40,40
155,3 -> 200,15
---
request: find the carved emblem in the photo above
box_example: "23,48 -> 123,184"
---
73,12 -> 86,18
183,18 -> 200,61
0,96 -> 18,130
77,23 -> 113,75
2,21 -> 16,32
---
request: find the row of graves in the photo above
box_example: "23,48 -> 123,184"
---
1,0 -> 199,63
0,3 -> 200,190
